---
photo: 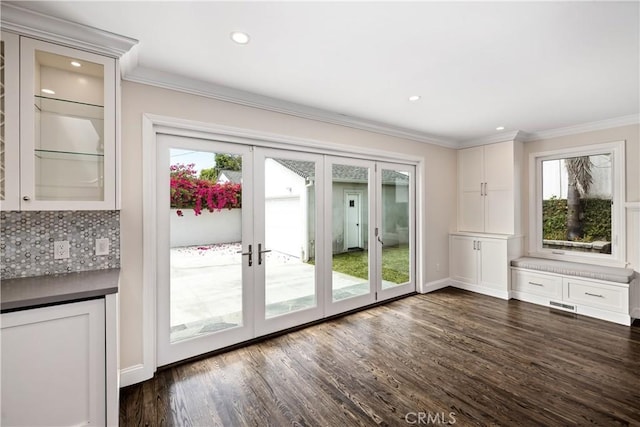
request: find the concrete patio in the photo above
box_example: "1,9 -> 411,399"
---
169,243 -> 372,342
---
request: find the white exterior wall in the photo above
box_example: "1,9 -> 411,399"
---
169,208 -> 241,247
542,155 -> 612,200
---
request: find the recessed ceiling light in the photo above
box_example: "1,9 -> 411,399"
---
230,31 -> 250,45
41,88 -> 55,95
70,61 -> 82,67
408,95 -> 421,102
496,126 -> 505,131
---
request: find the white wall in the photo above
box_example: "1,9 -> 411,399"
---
521,124 -> 640,269
169,208 -> 241,247
120,81 -> 458,372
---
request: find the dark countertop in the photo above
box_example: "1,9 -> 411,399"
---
1,268 -> 120,313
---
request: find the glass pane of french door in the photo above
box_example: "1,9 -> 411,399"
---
254,148 -> 324,335
325,157 -> 376,316
377,163 -> 415,299
157,134 -> 253,366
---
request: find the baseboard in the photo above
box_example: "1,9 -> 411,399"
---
421,278 -> 451,293
576,305 -> 631,326
449,280 -> 510,300
632,308 -> 640,320
119,363 -> 154,388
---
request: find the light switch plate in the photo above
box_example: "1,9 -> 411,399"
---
53,241 -> 70,259
95,238 -> 110,256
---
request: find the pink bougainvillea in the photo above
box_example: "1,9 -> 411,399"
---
170,163 -> 241,216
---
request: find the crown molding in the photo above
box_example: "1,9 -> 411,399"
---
458,114 -> 639,148
458,130 -> 529,148
0,2 -> 138,58
123,66 -> 457,148
523,114 -> 640,142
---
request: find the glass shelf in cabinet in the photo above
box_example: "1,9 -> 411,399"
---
34,95 -> 104,120
34,149 -> 104,161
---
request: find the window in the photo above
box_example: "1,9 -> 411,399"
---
530,141 -> 625,265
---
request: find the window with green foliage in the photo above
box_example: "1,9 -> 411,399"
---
531,141 -> 625,264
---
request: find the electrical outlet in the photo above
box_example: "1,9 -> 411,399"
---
436,262 -> 441,272
95,238 -> 110,256
54,241 -> 70,260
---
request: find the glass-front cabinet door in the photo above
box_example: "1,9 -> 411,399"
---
19,37 -> 116,210
0,31 -> 20,211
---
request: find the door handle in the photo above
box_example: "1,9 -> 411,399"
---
258,243 -> 272,265
236,244 -> 253,267
473,240 -> 477,250
480,182 -> 483,196
377,236 -> 384,246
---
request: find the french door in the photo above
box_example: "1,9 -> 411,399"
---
156,135 -> 415,366
324,157 -> 415,316
253,148 -> 325,336
156,135 -> 255,365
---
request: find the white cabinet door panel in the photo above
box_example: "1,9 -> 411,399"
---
483,141 -> 513,191
478,238 -> 507,290
458,146 -> 484,192
1,299 -> 106,426
484,189 -> 514,234
459,191 -> 484,232
450,235 -> 478,284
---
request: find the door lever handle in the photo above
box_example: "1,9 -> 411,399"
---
377,236 -> 384,245
258,243 -> 272,265
236,244 -> 253,267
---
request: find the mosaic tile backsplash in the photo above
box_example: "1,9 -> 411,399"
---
1,210 -> 120,279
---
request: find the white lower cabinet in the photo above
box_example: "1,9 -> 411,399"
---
450,233 -> 522,299
511,268 -> 637,326
1,297 -> 116,426
511,269 -> 563,300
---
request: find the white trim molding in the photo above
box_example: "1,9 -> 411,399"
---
124,66 -> 456,148
626,202 -> 640,271
119,364 -> 149,388
461,115 -> 639,148
421,278 -> 451,294
459,130 -> 530,148
1,2 -> 138,58
524,115 -> 640,142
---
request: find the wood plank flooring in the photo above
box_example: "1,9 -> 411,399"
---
120,288 -> 640,426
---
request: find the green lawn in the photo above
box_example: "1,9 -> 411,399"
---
309,244 -> 410,284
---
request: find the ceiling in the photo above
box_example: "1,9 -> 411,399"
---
9,1 -> 640,145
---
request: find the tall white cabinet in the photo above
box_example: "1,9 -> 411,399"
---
451,138 -> 524,299
458,141 -> 522,235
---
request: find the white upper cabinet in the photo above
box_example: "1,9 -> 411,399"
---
18,37 -> 116,210
458,140 -> 521,235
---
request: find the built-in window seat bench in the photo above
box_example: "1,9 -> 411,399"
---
510,257 -> 639,326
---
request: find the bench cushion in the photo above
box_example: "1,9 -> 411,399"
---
510,257 -> 634,284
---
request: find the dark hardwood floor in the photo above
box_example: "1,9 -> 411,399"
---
120,288 -> 640,426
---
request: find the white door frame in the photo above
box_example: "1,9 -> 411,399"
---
132,113 -> 424,387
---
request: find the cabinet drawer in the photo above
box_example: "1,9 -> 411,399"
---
512,269 -> 562,299
564,278 -> 628,313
